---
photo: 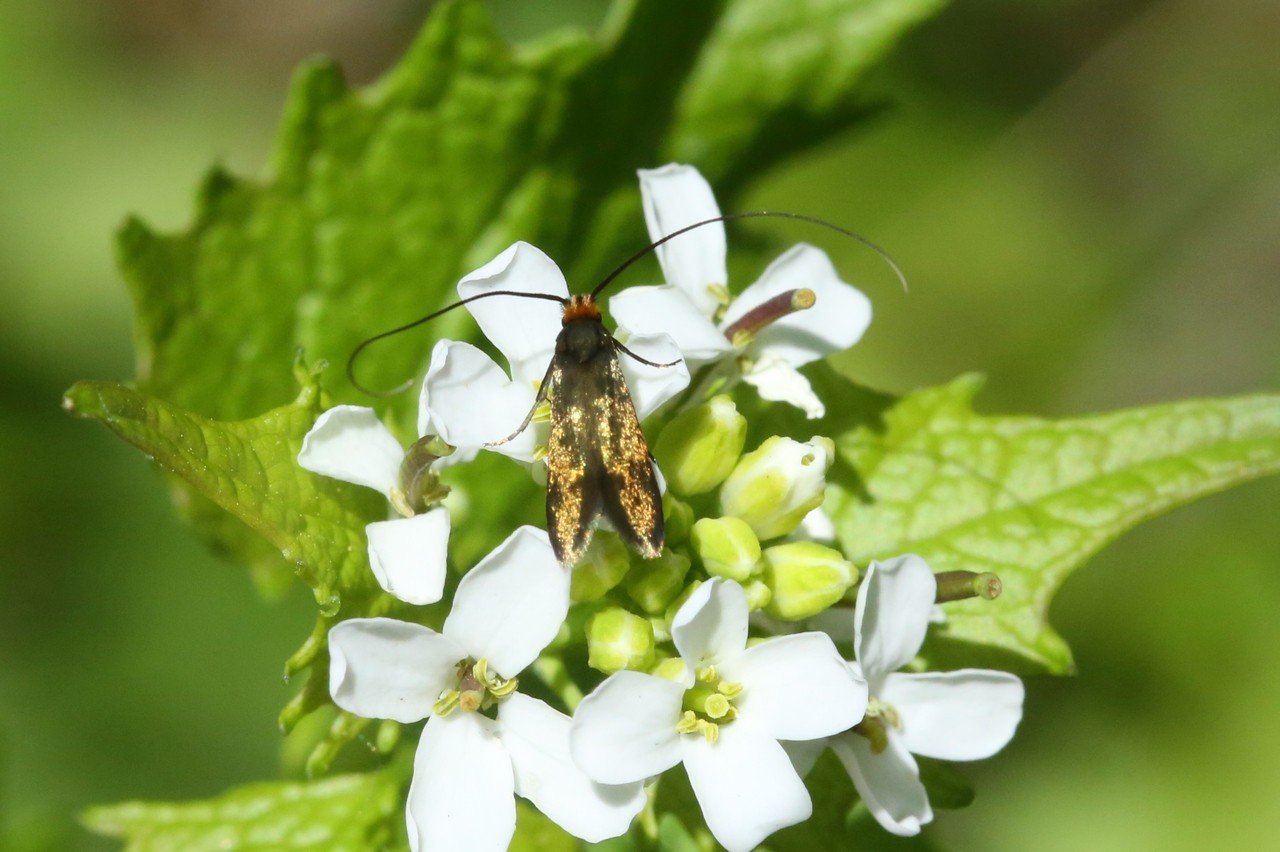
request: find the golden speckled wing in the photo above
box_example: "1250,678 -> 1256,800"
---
544,338 -> 663,565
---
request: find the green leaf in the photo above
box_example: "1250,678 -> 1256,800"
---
61,366 -> 409,724
825,374 -> 1280,673
62,369 -> 386,614
668,0 -> 948,187
82,769 -> 404,851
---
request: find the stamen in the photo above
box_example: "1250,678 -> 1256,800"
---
853,717 -> 890,755
935,570 -> 1003,603
678,668 -> 743,738
722,288 -> 816,346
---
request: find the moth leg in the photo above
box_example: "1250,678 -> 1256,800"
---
614,340 -> 683,370
485,359 -> 557,448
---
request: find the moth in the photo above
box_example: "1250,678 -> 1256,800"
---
488,292 -> 669,565
349,212 -> 897,566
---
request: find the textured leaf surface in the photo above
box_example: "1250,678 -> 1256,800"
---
825,375 -> 1280,673
82,770 -> 403,851
62,370 -> 404,719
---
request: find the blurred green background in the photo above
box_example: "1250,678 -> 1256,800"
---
1,1 -> 1276,849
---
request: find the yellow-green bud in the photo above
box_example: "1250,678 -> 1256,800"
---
570,531 -> 632,602
653,395 -> 747,496
586,607 -> 655,674
742,578 -> 773,611
761,541 -> 856,621
663,494 -> 695,547
720,435 -> 834,540
649,656 -> 690,682
625,550 -> 692,614
691,516 -> 761,582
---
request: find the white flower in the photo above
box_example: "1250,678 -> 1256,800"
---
570,579 -> 868,852
328,526 -> 645,850
298,405 -> 449,605
830,554 -> 1025,836
609,163 -> 872,418
419,241 -> 690,466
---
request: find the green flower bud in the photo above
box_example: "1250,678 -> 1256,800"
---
691,516 -> 761,582
570,531 -> 631,602
586,607 -> 655,674
663,494 -> 695,547
742,578 -> 773,611
720,435 -> 834,540
654,395 -> 748,496
649,656 -> 689,682
625,550 -> 692,614
761,541 -> 856,621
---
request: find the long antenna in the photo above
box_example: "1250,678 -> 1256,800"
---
347,289 -> 566,397
591,210 -> 907,297
347,211 -> 905,397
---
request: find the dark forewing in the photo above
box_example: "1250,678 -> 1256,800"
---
544,343 -> 663,564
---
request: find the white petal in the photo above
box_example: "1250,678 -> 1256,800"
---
610,285 -> 732,363
831,730 -> 932,837
366,509 -> 450,606
683,722 -> 811,852
457,242 -> 566,386
671,579 -> 748,669
796,506 -> 837,542
444,526 -> 568,677
298,405 -> 403,498
418,339 -> 542,464
500,694 -> 645,841
617,332 -> 691,420
638,164 -> 727,316
855,555 -> 937,678
328,618 -> 462,724
723,244 -> 871,368
570,670 -> 685,785
782,738 -> 826,779
728,632 -> 868,741
406,712 -> 514,852
742,356 -> 825,419
880,670 -> 1025,761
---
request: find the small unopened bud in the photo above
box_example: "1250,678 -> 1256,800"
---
723,288 -> 816,346
586,607 -> 655,674
719,435 -> 834,540
741,578 -> 773,611
662,494 -> 695,547
934,570 -> 1003,603
395,435 -> 454,515
625,550 -> 692,614
649,656 -> 688,682
653,395 -> 748,496
691,516 -> 761,582
762,541 -> 855,621
570,531 -> 631,602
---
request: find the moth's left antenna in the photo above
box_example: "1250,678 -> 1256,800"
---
346,290 -> 569,397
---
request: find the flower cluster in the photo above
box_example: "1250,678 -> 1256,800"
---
299,164 -> 1025,850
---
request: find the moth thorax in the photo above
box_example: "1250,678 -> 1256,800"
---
557,312 -> 612,364
557,294 -> 609,363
